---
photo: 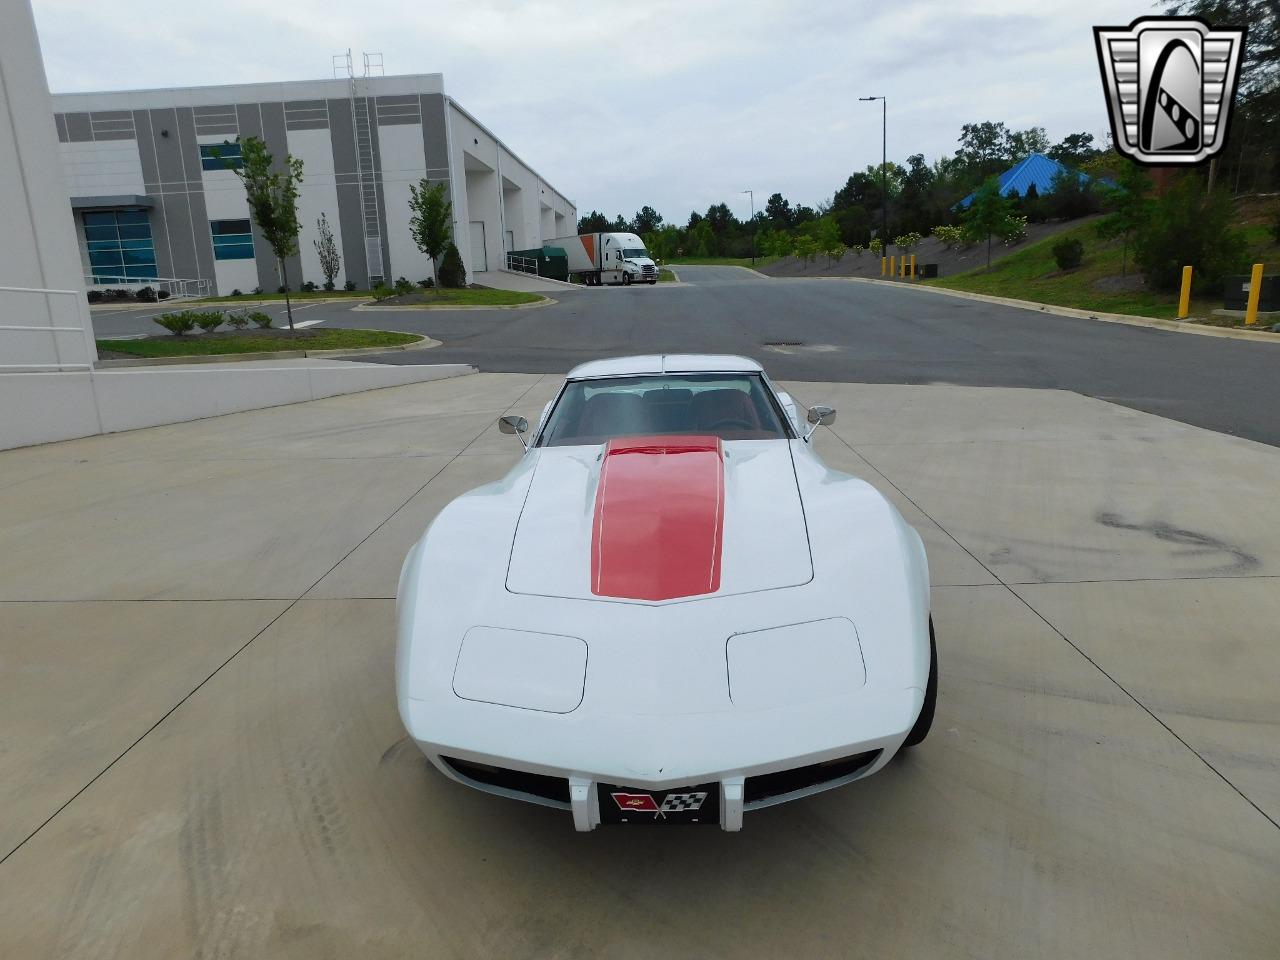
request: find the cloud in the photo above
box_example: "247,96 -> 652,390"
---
31,0 -> 1128,223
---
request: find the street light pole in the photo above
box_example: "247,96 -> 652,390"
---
859,96 -> 887,254
742,189 -> 755,265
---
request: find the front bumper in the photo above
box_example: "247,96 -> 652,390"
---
402,686 -> 920,831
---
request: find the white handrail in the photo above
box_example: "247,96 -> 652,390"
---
506,253 -> 539,275
0,285 -> 97,371
85,275 -> 211,299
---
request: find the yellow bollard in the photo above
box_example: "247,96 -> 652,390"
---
1177,265 -> 1193,319
889,255 -> 896,277
1244,262 -> 1264,326
880,256 -> 887,277
900,257 -> 906,278
910,254 -> 917,279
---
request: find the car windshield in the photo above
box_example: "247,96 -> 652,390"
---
538,373 -> 792,446
621,248 -> 650,259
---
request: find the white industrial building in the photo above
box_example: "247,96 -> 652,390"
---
51,72 -> 576,295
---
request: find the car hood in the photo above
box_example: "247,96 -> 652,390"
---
506,437 -> 812,603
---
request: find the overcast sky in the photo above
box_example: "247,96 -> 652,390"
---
32,0 -> 1143,225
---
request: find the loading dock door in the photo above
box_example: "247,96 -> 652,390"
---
469,220 -> 488,272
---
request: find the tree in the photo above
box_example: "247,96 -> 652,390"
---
408,179 -> 453,288
687,219 -> 714,257
765,192 -> 793,228
1048,132 -> 1098,168
633,205 -> 663,234
225,136 -> 303,329
955,121 -> 1012,180
1095,161 -> 1153,275
1047,167 -> 1101,220
577,210 -> 611,233
313,213 -> 341,291
1135,175 -> 1248,290
438,242 -> 467,288
963,176 -> 1017,269
1006,126 -> 1050,160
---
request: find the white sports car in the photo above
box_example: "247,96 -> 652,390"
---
396,355 -> 935,831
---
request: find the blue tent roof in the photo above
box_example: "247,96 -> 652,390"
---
957,153 -> 1089,208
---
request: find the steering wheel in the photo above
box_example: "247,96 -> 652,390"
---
708,418 -> 753,432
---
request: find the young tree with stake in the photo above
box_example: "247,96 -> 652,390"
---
222,136 -> 303,329
408,180 -> 453,292
963,177 -> 1017,270
314,213 -> 341,291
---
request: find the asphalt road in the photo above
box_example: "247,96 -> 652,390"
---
92,265 -> 1280,446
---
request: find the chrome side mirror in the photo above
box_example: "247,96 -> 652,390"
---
804,405 -> 836,440
498,415 -> 529,449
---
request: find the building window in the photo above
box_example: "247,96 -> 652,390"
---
211,219 -> 254,260
200,141 -> 242,171
83,209 -> 157,282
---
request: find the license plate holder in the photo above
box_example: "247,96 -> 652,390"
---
597,782 -> 720,825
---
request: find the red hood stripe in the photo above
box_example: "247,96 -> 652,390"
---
591,435 -> 724,601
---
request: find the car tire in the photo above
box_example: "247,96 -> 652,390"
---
623,273 -> 632,286
648,279 -> 657,285
902,618 -> 937,747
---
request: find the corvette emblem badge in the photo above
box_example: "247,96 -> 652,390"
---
1094,17 -> 1246,166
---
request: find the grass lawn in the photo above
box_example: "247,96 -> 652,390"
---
664,256 -> 780,269
658,268 -> 677,282
927,218 -> 1279,321
97,328 -> 421,358
191,290 -> 372,303
371,289 -> 545,306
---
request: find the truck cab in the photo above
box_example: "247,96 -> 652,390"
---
550,232 -> 659,286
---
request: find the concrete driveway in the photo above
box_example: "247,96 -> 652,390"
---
1,374 -> 1277,958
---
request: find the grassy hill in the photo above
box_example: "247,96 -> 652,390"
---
927,208 -> 1279,322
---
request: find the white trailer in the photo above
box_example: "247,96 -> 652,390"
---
547,232 -> 658,286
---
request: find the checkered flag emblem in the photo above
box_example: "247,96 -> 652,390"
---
660,792 -> 708,812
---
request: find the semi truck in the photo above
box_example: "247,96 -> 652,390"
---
548,232 -> 658,285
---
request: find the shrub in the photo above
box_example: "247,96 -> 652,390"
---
248,310 -> 273,328
894,231 -> 923,252
999,215 -> 1029,245
343,280 -> 357,292
87,290 -> 103,303
932,224 -> 966,249
252,286 -> 263,295
136,286 -> 157,303
418,277 -> 435,289
226,311 -> 250,330
323,280 -> 335,291
157,290 -> 170,301
276,284 -> 289,294
1271,201 -> 1280,245
371,284 -> 394,301
868,237 -> 883,256
394,276 -> 415,296
194,311 -> 224,333
438,242 -> 467,288
848,244 -> 864,258
230,288 -> 243,297
1052,237 -> 1085,271
1135,178 -> 1247,292
112,289 -> 130,299
153,311 -> 197,335
301,280 -> 317,293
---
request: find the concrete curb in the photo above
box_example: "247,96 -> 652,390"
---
353,295 -> 553,311
184,296 -> 370,306
93,334 -> 438,368
814,274 -> 1280,343
670,263 -> 773,279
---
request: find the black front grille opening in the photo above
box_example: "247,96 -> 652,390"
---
441,756 -> 571,805
763,340 -> 803,347
744,750 -> 881,804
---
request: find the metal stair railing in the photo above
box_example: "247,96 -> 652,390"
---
505,253 -> 539,275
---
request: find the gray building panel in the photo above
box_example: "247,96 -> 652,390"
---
235,102 -> 263,140
147,196 -> 177,280
133,110 -> 159,187
327,97 -> 370,288
65,112 -> 91,142
421,94 -> 450,173
157,193 -> 199,280
186,190 -> 217,290
148,108 -> 186,185
174,107 -> 200,186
